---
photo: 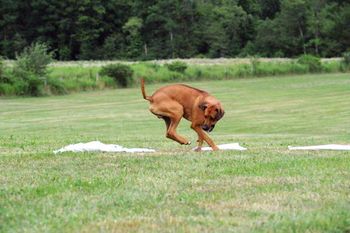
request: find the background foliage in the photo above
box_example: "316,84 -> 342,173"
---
0,0 -> 349,60
100,63 -> 134,87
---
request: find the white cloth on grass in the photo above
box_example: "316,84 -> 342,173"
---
197,143 -> 247,151
53,141 -> 155,154
288,144 -> 350,151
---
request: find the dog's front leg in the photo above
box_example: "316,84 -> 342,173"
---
194,138 -> 204,151
191,124 -> 219,151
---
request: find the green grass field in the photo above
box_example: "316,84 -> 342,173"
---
1,73 -> 349,232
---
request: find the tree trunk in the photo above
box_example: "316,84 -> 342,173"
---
314,13 -> 320,55
169,31 -> 175,58
144,43 -> 148,56
298,23 -> 306,55
315,30 -> 319,55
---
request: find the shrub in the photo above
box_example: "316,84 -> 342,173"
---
290,61 -> 309,74
100,63 -> 134,87
341,52 -> 350,71
297,54 -> 322,72
26,75 -> 45,96
0,83 -> 15,95
323,61 -> 341,73
12,79 -> 29,95
6,42 -> 54,96
342,52 -> 350,66
0,57 -> 3,79
165,61 -> 188,73
15,42 -> 53,76
47,77 -> 67,95
235,64 -> 252,77
0,58 -> 11,85
0,57 -> 13,84
144,62 -> 161,71
250,57 -> 260,76
193,68 -> 203,80
58,46 -> 71,61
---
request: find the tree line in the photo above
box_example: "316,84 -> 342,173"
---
0,0 -> 349,60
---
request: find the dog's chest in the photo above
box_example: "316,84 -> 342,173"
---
182,106 -> 193,121
183,111 -> 191,121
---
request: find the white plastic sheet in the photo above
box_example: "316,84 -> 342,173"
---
53,141 -> 155,154
54,141 -> 248,154
197,143 -> 247,151
288,144 -> 350,151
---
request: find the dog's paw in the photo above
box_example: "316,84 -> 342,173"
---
193,147 -> 202,152
181,141 -> 191,145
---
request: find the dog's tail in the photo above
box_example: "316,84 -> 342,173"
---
141,78 -> 152,102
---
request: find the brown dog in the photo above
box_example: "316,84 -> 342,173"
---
141,79 -> 224,151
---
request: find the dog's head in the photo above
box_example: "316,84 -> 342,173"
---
199,102 -> 225,132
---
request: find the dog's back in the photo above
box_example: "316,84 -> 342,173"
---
151,84 -> 208,106
154,84 -> 207,96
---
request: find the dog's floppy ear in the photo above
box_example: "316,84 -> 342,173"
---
199,102 -> 208,111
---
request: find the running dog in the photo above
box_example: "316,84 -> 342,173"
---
141,79 -> 224,151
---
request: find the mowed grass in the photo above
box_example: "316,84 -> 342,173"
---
0,73 -> 350,232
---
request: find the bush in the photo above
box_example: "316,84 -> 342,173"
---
341,52 -> 350,71
58,46 -> 71,61
47,77 -> 67,95
165,61 -> 188,73
0,57 -> 3,79
144,62 -> 161,71
250,57 -> 260,76
12,79 -> 29,95
100,63 -> 134,87
15,42 -> 53,76
26,75 -> 45,96
0,83 -> 15,95
342,52 -> 350,65
297,55 -> 322,72
4,42 -> 55,96
0,57 -> 13,84
322,61 -> 341,73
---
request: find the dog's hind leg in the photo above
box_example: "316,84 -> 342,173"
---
150,101 -> 190,145
166,115 -> 191,145
162,116 -> 171,130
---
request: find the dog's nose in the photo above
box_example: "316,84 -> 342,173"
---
208,125 -> 215,132
202,125 -> 210,131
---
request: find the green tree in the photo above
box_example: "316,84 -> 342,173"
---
0,0 -> 349,59
123,17 -> 143,59
143,0 -> 198,58
0,0 -> 21,58
279,0 -> 308,55
306,0 -> 326,55
196,1 -> 254,57
251,0 -> 308,57
75,1 -> 106,59
102,34 -> 125,60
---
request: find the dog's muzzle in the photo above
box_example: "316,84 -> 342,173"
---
202,125 -> 215,132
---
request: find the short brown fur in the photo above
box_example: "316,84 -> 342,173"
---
141,78 -> 225,151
